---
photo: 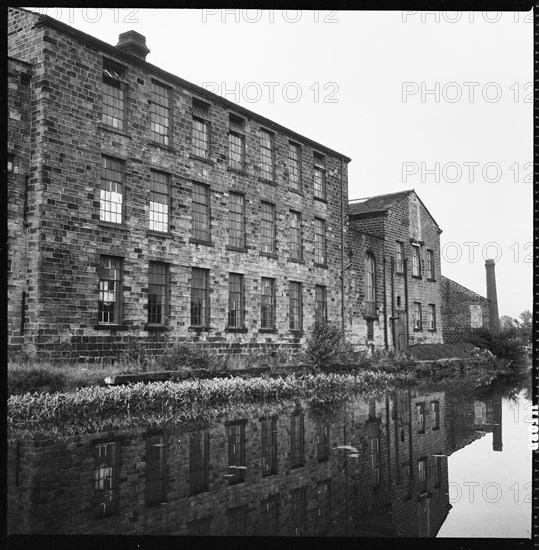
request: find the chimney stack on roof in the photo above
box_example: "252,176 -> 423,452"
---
116,31 -> 150,60
485,259 -> 499,335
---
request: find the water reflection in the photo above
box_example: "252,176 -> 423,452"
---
7,375 -> 531,536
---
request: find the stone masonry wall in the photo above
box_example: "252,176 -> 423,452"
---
7,8 -> 349,360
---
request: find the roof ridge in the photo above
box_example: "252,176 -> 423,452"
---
349,189 -> 414,202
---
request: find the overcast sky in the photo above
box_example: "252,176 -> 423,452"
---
27,8 -> 533,318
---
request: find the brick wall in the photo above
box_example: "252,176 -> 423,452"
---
440,275 -> 489,343
7,8 -> 349,360
8,389 -> 452,535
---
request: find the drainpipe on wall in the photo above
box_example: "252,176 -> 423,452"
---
383,256 -> 388,350
404,258 -> 409,348
340,156 -> 345,334
391,257 -> 396,349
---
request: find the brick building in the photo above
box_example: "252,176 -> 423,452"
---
8,388 -> 452,536
7,8 -> 350,360
440,275 -> 489,343
347,190 -> 444,350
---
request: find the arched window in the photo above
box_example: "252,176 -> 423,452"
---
365,253 -> 376,317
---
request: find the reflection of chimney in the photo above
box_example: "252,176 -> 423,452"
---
485,259 -> 499,334
492,398 -> 503,452
116,31 -> 150,60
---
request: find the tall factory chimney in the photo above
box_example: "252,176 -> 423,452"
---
485,259 -> 499,335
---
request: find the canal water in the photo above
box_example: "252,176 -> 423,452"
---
7,369 -> 533,537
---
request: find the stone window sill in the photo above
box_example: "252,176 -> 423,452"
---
260,252 -> 278,259
427,277 -> 436,283
97,123 -> 131,138
188,326 -> 212,332
259,328 -> 276,333
288,187 -> 303,196
147,230 -> 171,238
259,176 -> 276,185
289,330 -> 304,336
144,325 -> 168,332
98,221 -> 128,230
148,140 -> 174,152
411,275 -> 422,280
288,258 -> 305,265
226,245 -> 247,253
225,327 -> 248,333
227,167 -> 247,176
190,238 -> 214,247
314,262 -> 328,269
189,153 -> 213,165
314,196 -> 327,204
94,324 -> 129,331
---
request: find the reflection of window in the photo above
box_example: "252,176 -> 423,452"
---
317,480 -> 331,534
290,412 -> 305,468
291,486 -> 307,536
288,142 -> 301,191
396,241 -> 404,273
150,80 -> 171,146
149,170 -> 169,232
431,401 -> 440,430
260,494 -> 279,536
188,517 -> 211,535
227,273 -> 244,329
227,505 -> 248,535
261,416 -> 278,476
317,423 -> 330,462
418,457 -> 428,495
189,430 -> 210,495
412,245 -> 421,277
227,421 -> 246,485
94,441 -> 119,518
367,319 -> 374,341
260,202 -> 276,255
145,434 -> 166,506
417,403 -> 426,433
100,156 -> 123,224
434,456 -> 442,488
369,437 -> 380,486
98,256 -> 122,325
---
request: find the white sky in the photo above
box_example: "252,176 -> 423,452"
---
27,8 -> 533,318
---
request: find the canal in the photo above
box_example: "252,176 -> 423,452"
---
7,368 -> 533,537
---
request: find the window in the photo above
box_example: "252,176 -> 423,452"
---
189,430 -> 210,495
228,115 -> 245,170
317,480 -> 331,534
434,456 -> 442,488
315,285 -> 327,325
367,319 -> 374,340
145,434 -> 166,506
412,245 -> 421,277
313,153 -> 326,200
413,302 -> 422,331
102,62 -> 125,129
148,262 -> 168,325
261,278 -> 276,329
365,253 -> 376,317
190,268 -> 209,327
227,421 -> 246,485
7,154 -> 14,173
100,156 -> 123,224
260,494 -> 279,536
150,81 -> 170,146
431,401 -> 440,430
261,416 -> 278,476
227,506 -> 248,536
290,412 -> 305,468
188,517 -> 211,535
229,193 -> 245,249
94,442 -> 119,518
98,256 -> 122,324
411,199 -> 422,240
289,210 -> 302,260
291,487 -> 307,536
418,457 -> 428,495
228,273 -> 244,328
192,183 -> 210,241
417,403 -> 426,433
369,437 -> 380,486
427,304 -> 436,331
427,249 -> 435,279
260,202 -> 276,255
149,170 -> 169,232
288,142 -> 301,191
289,281 -> 302,331
260,129 -> 274,181
396,241 -> 405,273
192,99 -> 210,158
314,218 -> 326,264
317,423 -> 330,462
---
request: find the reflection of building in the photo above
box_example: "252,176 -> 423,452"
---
8,389 -> 453,536
347,191 -> 444,351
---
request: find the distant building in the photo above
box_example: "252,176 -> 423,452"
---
347,190 -> 444,350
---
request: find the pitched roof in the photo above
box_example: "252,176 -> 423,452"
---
349,189 -> 441,230
440,275 -> 487,301
349,190 -> 413,217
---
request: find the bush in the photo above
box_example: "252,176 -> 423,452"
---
8,367 -> 67,395
306,322 -> 355,369
466,328 -> 524,361
157,341 -> 217,371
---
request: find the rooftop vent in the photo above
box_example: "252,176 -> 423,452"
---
116,31 -> 150,60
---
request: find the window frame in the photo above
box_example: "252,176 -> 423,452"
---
190,267 -> 210,328
227,272 -> 245,329
288,141 -> 302,192
396,241 -> 405,274
149,170 -> 170,233
228,192 -> 245,249
411,244 -> 421,278
290,412 -> 305,468
431,401 -> 440,430
259,128 -> 275,182
260,416 -> 278,476
427,303 -> 436,331
97,256 -> 123,325
145,434 -> 166,507
94,441 -> 120,518
228,114 -> 245,171
260,201 -> 276,255
315,285 -> 327,325
191,182 -> 211,242
102,61 -> 127,130
426,249 -> 435,280
289,281 -> 303,331
413,301 -> 422,331
147,261 -> 169,326
189,429 -> 210,495
314,217 -> 327,265
364,252 -> 376,318
100,155 -> 124,225
313,153 -> 326,200
289,210 -> 303,261
417,403 -> 426,433
149,79 -> 172,146
227,421 -> 246,485
261,277 -> 276,330
191,99 -> 211,159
